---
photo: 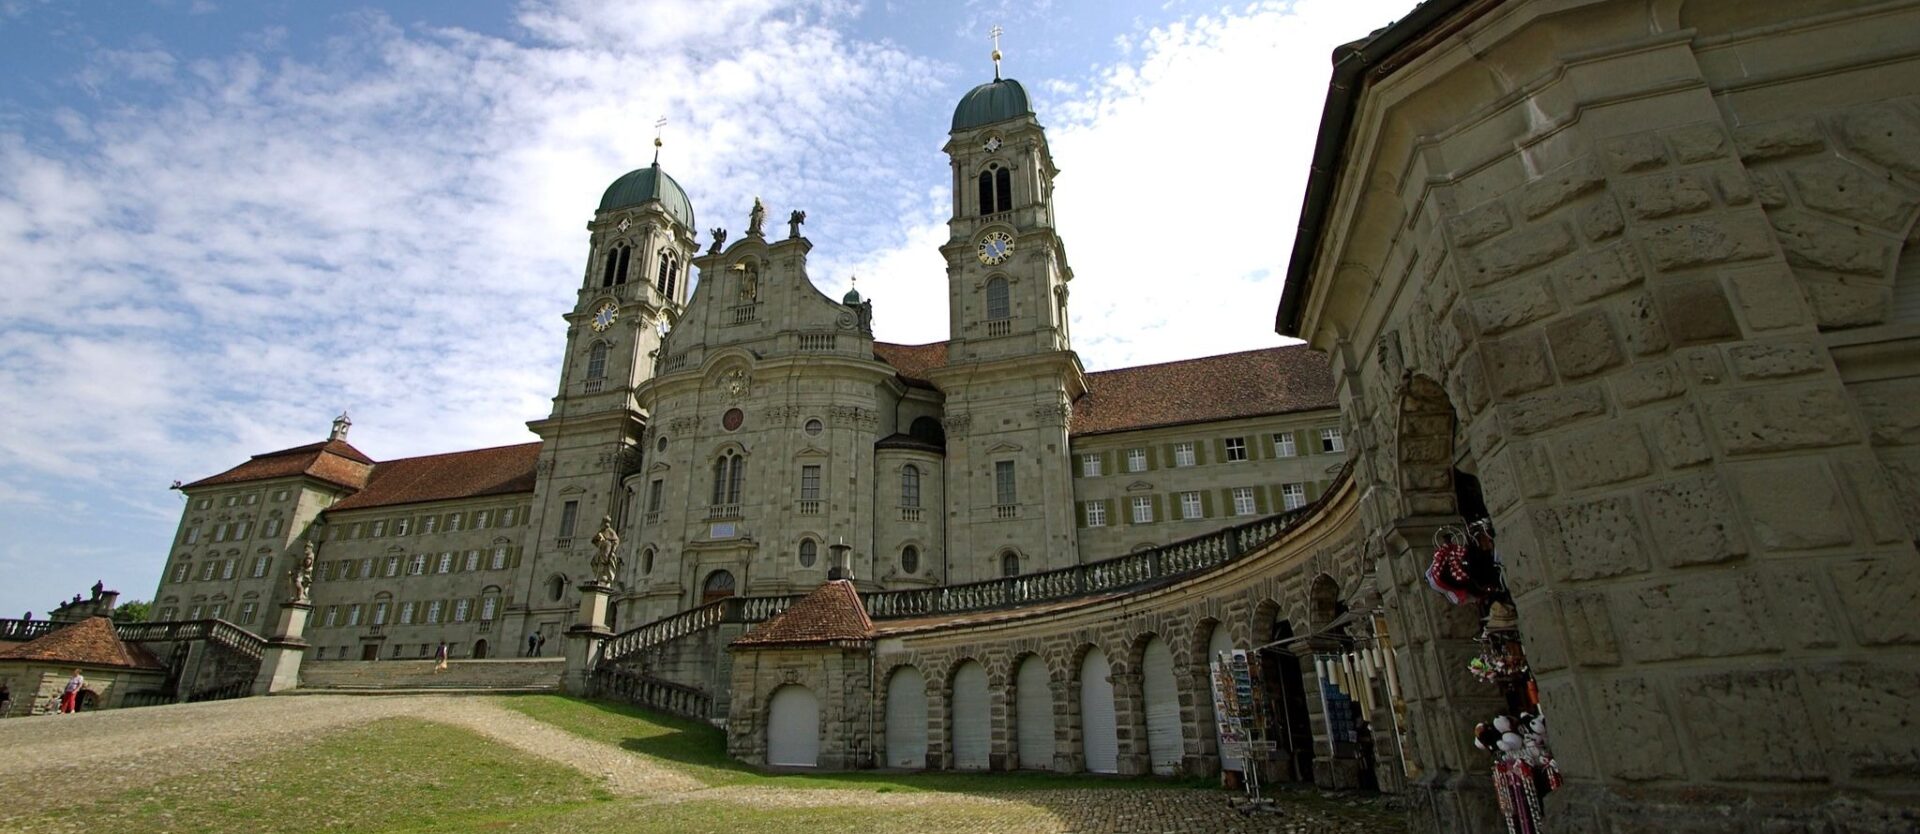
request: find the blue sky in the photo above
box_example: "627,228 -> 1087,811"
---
0,0 -> 1418,618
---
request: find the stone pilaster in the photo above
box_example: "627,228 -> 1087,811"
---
252,601 -> 312,696
563,582 -> 613,695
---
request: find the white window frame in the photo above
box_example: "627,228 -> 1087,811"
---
453,599 -> 471,623
426,600 -> 444,624
251,555 -> 270,578
490,547 -> 509,570
360,557 -> 374,579
447,514 -> 463,532
1232,487 -> 1257,516
323,605 -> 339,627
373,602 -> 389,626
464,550 -> 480,571
474,510 -> 491,529
423,516 -> 438,534
241,603 -> 258,624
400,601 -> 417,625
384,556 -> 400,577
1319,427 -> 1344,453
1126,448 -> 1147,472
1224,437 -> 1247,462
1081,453 -> 1101,477
201,561 -> 219,581
1273,432 -> 1297,457
1282,483 -> 1308,510
1174,442 -> 1196,467
481,596 -> 499,621
436,552 -> 453,574
1130,495 -> 1153,524
1086,501 -> 1107,527
408,554 -> 426,576
393,518 -> 411,536
1180,491 -> 1202,520
370,520 -> 387,537
220,560 -> 237,580
209,603 -> 226,620
346,604 -> 363,627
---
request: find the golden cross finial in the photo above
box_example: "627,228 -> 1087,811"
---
652,115 -> 667,164
990,25 -> 1003,80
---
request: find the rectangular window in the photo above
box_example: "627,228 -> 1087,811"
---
244,493 -> 258,505
200,561 -> 219,581
1174,442 -> 1196,467
370,520 -> 387,537
235,521 -> 253,540
453,599 -> 471,623
1081,453 -> 1102,477
240,602 -> 258,624
447,513 -> 463,532
1086,501 -> 1107,527
436,552 -> 453,574
183,525 -> 201,545
558,502 -> 579,538
384,556 -> 399,577
475,510 -> 491,529
209,603 -> 226,620
500,508 -> 516,526
159,606 -> 177,621
219,560 -> 235,580
408,554 -> 426,576
1273,432 -> 1297,457
800,465 -> 822,501
400,601 -> 417,624
647,480 -> 664,513
195,498 -> 210,510
1126,448 -> 1147,472
251,556 -> 270,578
426,600 -> 444,624
224,496 -> 237,507
994,460 -> 1016,505
325,561 -> 340,581
212,525 -> 228,543
348,523 -> 363,539
1233,487 -> 1257,516
1319,427 -> 1344,453
188,604 -> 204,620
346,604 -> 363,627
342,560 -> 358,580
422,516 -> 438,534
1130,495 -> 1153,524
1225,437 -> 1247,462
481,596 -> 498,621
393,518 -> 411,536
273,489 -> 289,502
372,602 -> 389,626
490,547 -> 509,570
463,550 -> 480,571
261,517 -> 282,538
1180,491 -> 1203,520
323,605 -> 339,627
171,563 -> 190,583
1282,483 -> 1308,510
360,558 -> 374,579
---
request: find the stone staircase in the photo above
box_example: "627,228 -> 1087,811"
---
288,658 -> 564,694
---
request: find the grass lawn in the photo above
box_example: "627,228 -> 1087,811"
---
499,693 -> 1207,792
26,718 -> 613,834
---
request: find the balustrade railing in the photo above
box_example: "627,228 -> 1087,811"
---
796,499 -> 821,516
985,320 -> 1012,337
0,619 -> 53,642
899,507 -> 923,522
592,668 -> 712,721
728,303 -> 759,325
598,593 -> 807,667
706,503 -> 741,521
115,618 -> 268,661
797,332 -> 837,351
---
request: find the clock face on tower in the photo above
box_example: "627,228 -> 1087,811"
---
591,302 -> 618,332
977,231 -> 1014,265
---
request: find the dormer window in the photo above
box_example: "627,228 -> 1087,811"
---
602,243 -> 633,287
977,163 -> 1012,216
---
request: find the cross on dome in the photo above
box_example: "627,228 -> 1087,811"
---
990,25 -> 1004,80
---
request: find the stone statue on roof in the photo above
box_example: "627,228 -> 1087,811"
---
288,542 -> 316,604
708,227 -> 727,255
787,209 -> 805,239
590,517 -> 622,585
747,197 -> 767,237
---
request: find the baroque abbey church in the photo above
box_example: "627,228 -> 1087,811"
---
153,68 -> 1343,661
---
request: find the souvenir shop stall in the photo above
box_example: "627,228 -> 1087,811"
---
1426,509 -> 1562,833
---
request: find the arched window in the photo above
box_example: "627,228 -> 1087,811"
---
1001,551 -> 1020,577
641,547 -> 655,575
995,165 -> 1012,212
901,465 -> 921,508
977,170 -> 994,217
617,246 -> 632,285
710,452 -> 744,506
586,342 -> 608,380
665,254 -> 679,299
986,277 -> 1010,321
909,416 -> 945,446
602,247 -> 619,287
702,569 -> 736,604
799,538 -> 818,568
657,250 -> 674,295
901,545 -> 920,574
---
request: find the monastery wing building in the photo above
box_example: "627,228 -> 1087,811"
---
152,72 -> 1341,662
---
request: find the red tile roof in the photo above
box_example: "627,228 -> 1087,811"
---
1072,345 -> 1335,435
0,617 -> 167,670
327,442 -> 541,512
183,439 -> 375,491
873,341 -> 948,386
731,580 -> 873,648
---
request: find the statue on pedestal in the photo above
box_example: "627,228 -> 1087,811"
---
589,517 -> 622,585
288,542 -> 316,604
787,209 -> 806,239
708,227 -> 727,255
747,197 -> 767,237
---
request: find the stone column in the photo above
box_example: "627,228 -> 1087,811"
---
252,602 -> 312,696
563,582 -> 613,696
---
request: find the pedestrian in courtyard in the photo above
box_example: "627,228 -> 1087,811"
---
527,631 -> 538,657
0,682 -> 12,718
61,669 -> 85,714
536,633 -> 546,657
433,641 -> 449,672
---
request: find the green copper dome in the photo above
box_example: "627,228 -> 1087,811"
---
951,78 -> 1034,132
597,163 -> 695,228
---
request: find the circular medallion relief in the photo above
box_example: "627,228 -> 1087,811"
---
804,418 -> 824,436
722,408 -> 744,431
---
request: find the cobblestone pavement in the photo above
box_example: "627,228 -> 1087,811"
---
0,695 -> 1404,833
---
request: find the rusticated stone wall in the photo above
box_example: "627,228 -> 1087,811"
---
1294,0 -> 1920,830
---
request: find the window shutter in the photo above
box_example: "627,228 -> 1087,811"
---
1102,499 -> 1114,526
1075,501 -> 1087,527
1103,450 -> 1116,476
1253,436 -> 1269,460
1143,447 -> 1157,471
1307,481 -> 1323,502
1152,495 -> 1165,523
1213,438 -> 1227,463
1254,487 -> 1270,514
1160,444 -> 1175,469
1199,490 -> 1214,518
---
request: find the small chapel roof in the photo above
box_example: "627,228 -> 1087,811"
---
0,616 -> 166,671
182,438 -> 375,491
326,442 -> 541,512
731,580 -> 873,648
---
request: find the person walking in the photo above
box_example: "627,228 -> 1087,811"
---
536,633 -> 547,657
0,682 -> 13,718
527,631 -> 538,657
433,641 -> 450,672
61,669 -> 85,714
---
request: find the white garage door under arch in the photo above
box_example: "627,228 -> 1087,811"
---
886,666 -> 928,769
1016,655 -> 1055,770
1208,625 -> 1244,772
1080,647 -> 1119,774
951,660 -> 990,770
767,685 -> 820,768
1143,636 -> 1183,775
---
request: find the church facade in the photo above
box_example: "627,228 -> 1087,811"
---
151,74 -> 1343,665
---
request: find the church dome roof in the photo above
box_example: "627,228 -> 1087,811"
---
598,163 -> 695,228
952,78 -> 1034,132
842,287 -> 862,304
